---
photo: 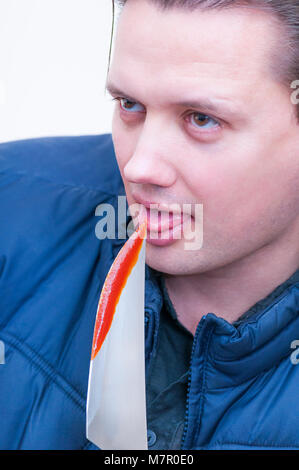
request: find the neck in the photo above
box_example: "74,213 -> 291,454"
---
164,226 -> 299,335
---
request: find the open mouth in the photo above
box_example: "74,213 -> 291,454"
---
145,207 -> 187,233
142,207 -> 192,246
130,194 -> 194,247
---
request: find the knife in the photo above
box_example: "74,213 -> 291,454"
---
86,220 -> 148,450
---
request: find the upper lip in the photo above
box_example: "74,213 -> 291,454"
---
131,192 -> 191,216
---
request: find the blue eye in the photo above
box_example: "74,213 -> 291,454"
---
189,112 -> 219,129
119,98 -> 144,113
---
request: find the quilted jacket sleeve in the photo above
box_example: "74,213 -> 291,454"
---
0,134 -> 124,449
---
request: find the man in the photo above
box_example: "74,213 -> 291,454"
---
0,0 -> 298,450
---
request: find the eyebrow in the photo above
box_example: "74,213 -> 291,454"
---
106,81 -> 239,117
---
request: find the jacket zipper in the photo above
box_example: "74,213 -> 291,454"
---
180,316 -> 206,449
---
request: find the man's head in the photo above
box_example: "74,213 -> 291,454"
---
107,0 -> 299,276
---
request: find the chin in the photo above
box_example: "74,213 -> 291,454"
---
144,240 -> 241,277
144,243 -> 201,276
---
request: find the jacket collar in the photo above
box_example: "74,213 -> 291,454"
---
144,266 -> 299,384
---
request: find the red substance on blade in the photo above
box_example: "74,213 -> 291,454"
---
91,222 -> 146,360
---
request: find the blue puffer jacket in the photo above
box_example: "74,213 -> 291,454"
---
0,134 -> 298,450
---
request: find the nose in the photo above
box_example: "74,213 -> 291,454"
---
123,122 -> 177,188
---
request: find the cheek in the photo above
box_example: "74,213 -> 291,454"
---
112,111 -> 141,176
112,121 -> 130,176
182,161 -> 236,208
183,159 -> 264,235
111,120 -> 135,205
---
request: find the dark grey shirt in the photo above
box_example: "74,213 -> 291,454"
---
146,274 -> 193,450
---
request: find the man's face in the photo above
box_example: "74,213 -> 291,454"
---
107,0 -> 299,275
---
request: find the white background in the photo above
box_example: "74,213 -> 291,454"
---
0,0 -> 119,143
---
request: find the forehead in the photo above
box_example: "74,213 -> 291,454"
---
109,0 -> 279,104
